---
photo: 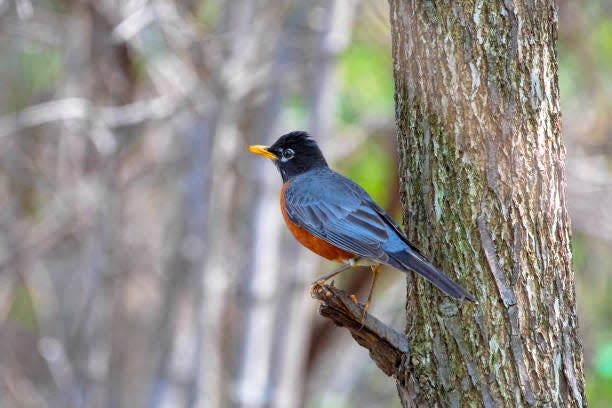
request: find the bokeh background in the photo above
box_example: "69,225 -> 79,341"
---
0,1 -> 610,407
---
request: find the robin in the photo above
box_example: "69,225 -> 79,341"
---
249,131 -> 476,312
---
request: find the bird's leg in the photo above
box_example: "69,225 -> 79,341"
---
361,265 -> 381,323
312,260 -> 355,286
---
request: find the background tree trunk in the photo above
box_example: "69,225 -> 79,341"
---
389,1 -> 586,406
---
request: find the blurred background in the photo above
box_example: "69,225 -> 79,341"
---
0,1 -> 610,407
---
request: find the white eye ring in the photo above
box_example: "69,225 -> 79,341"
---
281,148 -> 295,161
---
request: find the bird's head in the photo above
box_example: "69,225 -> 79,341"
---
248,131 -> 328,182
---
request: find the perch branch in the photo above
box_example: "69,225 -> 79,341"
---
309,282 -> 409,377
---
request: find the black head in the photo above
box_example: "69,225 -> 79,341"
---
248,131 -> 328,182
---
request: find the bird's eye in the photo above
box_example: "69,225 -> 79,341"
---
282,148 -> 295,160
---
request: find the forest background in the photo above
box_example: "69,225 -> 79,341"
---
0,1 -> 610,407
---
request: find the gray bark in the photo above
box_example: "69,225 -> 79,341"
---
388,1 -> 586,406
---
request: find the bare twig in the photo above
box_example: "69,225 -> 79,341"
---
309,282 -> 408,378
0,96 -> 179,138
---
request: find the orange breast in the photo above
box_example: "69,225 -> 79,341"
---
280,181 -> 354,263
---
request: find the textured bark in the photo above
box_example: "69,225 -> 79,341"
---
310,282 -> 409,377
389,1 -> 586,407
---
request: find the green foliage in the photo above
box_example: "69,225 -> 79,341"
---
196,0 -> 223,28
338,140 -> 393,206
595,342 -> 612,378
592,18 -> 612,69
572,233 -> 612,406
587,370 -> 612,407
592,319 -> 612,398
558,13 -> 612,102
559,7 -> 612,402
571,234 -> 588,272
334,38 -> 395,211
557,46 -> 580,101
5,44 -> 62,111
20,45 -> 62,94
40,0 -> 68,13
8,285 -> 38,330
284,93 -> 308,130
337,44 -> 394,124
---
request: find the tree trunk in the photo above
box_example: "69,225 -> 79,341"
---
389,1 -> 586,407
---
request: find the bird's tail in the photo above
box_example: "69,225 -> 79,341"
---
389,249 -> 476,302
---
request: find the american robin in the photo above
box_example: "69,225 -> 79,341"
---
249,131 -> 476,312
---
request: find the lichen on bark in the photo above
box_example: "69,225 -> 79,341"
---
389,1 -> 586,407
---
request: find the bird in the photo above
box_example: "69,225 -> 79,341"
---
248,131 -> 476,313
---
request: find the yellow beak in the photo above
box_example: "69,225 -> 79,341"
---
248,145 -> 278,161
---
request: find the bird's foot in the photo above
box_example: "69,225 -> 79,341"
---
358,301 -> 372,329
311,263 -> 353,287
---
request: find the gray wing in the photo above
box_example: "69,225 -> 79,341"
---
284,170 -> 391,261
